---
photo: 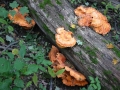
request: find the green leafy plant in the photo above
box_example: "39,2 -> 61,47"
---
70,0 -> 82,5
101,2 -> 120,15
48,66 -> 65,78
69,0 -> 87,5
39,83 -> 46,90
0,41 -> 52,89
9,1 -> 19,9
80,76 -> 101,90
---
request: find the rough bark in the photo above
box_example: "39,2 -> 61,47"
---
17,0 -> 120,89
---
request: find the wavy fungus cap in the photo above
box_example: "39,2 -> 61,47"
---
78,15 -> 92,26
48,45 -> 59,63
55,27 -> 76,48
74,5 -> 86,17
8,7 -> 35,29
65,66 -> 86,81
61,71 -> 88,86
74,5 -> 111,35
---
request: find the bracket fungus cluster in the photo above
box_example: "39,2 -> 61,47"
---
48,45 -> 88,86
55,27 -> 76,48
8,7 -> 35,29
74,6 -> 111,35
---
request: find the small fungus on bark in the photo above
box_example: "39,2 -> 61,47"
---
55,27 -> 76,48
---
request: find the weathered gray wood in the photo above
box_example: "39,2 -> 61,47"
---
17,0 -> 120,89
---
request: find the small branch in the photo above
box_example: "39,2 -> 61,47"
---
0,46 -> 12,50
49,77 -> 53,90
0,41 -> 18,56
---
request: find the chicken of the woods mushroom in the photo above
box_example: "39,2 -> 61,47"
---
55,27 -> 76,48
74,6 -> 111,35
48,45 -> 88,86
8,7 -> 35,29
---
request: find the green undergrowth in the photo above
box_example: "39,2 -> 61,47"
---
80,76 -> 101,90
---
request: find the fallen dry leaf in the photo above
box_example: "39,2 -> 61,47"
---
112,58 -> 119,65
70,23 -> 76,29
106,43 -> 114,49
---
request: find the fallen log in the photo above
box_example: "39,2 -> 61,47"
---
17,0 -> 120,89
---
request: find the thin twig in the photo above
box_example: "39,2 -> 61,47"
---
49,77 -> 53,90
2,41 -> 19,52
0,46 -> 12,50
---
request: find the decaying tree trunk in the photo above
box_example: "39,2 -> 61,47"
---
17,0 -> 120,89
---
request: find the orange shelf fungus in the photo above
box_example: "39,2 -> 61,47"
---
8,7 -> 35,29
65,66 -> 86,81
62,72 -> 88,86
55,27 -> 76,48
74,6 -> 111,35
48,45 -> 88,86
78,15 -> 92,26
48,45 -> 59,63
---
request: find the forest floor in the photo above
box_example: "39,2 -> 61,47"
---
0,0 -> 120,90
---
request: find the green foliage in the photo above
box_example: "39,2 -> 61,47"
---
24,81 -> 32,89
0,58 -> 11,73
0,7 -> 8,18
39,83 -> 46,90
9,1 -> 19,9
112,34 -> 119,41
13,58 -> 25,70
0,42 -> 52,89
48,66 -> 65,78
70,0 -> 82,5
20,6 -> 29,14
69,0 -> 88,6
6,35 -> 14,42
0,37 -> 5,44
32,73 -> 38,86
25,17 -> 32,23
0,18 -> 8,24
7,25 -> 14,33
9,10 -> 16,16
101,2 -> 120,15
0,78 -> 12,90
14,78 -> 24,88
19,44 -> 26,58
80,76 -> 101,90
